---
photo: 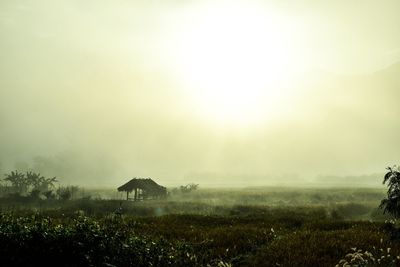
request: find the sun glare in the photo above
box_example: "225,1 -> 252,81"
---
171,3 -> 309,127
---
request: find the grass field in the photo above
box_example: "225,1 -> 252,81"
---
0,187 -> 398,267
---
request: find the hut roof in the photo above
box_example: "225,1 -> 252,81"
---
117,178 -> 166,193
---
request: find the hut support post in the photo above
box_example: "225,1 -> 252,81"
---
126,191 -> 129,200
134,188 -> 138,201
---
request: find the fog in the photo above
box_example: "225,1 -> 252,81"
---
1,0 -> 400,186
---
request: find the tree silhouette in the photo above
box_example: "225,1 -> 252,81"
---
4,170 -> 58,196
56,185 -> 79,200
25,171 -> 58,195
26,171 -> 45,190
380,166 -> 400,218
180,183 -> 199,194
4,170 -> 28,194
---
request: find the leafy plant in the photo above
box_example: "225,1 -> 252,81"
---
335,245 -> 399,267
4,170 -> 28,194
26,171 -> 57,192
380,166 -> 400,218
3,171 -> 59,197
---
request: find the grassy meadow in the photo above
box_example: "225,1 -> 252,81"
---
1,186 -> 399,266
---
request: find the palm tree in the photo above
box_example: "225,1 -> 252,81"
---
26,171 -> 58,192
43,177 -> 58,191
4,171 -> 28,194
26,171 -> 45,190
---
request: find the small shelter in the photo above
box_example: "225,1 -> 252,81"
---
117,178 -> 167,201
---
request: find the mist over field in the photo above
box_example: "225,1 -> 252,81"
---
1,0 -> 400,187
4,2 -> 400,266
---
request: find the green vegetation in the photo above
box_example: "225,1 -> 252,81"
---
380,166 -> 400,218
0,170 -> 396,266
0,207 -> 397,267
2,170 -> 58,199
0,183 -> 398,266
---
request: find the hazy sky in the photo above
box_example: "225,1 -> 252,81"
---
0,0 -> 400,186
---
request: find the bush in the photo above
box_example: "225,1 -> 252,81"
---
56,186 -> 79,201
380,166 -> 400,218
0,214 -> 203,267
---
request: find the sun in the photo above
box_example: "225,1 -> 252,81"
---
170,3 -> 308,127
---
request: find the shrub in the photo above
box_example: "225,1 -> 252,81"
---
380,166 -> 400,218
335,246 -> 400,267
56,186 -> 79,201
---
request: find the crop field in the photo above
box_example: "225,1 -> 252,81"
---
1,187 -> 399,267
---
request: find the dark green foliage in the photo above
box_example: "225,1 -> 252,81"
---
370,207 -> 392,221
380,166 -> 400,218
4,170 -> 28,194
0,208 -> 399,267
334,203 -> 371,219
26,171 -> 58,192
3,170 -> 58,198
0,213 -> 203,267
56,186 -> 79,201
0,187 -> 395,266
57,187 -> 72,200
29,189 -> 41,199
247,223 -> 389,267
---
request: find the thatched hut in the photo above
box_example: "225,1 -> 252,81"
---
117,178 -> 167,201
